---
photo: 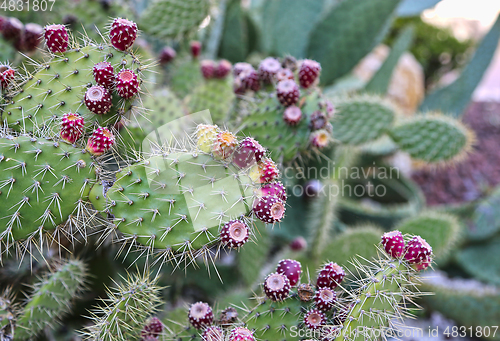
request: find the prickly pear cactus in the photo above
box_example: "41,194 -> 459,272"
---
0,135 -> 96,252
3,33 -> 144,134
14,258 -> 87,340
0,289 -> 15,340
185,78 -> 235,123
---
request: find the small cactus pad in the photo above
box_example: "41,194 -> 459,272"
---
185,78 -> 235,124
90,151 -> 259,253
332,96 -> 395,145
14,259 -> 87,340
0,135 -> 95,245
3,42 -> 143,133
388,114 -> 473,164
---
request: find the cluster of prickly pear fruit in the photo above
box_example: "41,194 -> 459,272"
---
0,15 -> 43,53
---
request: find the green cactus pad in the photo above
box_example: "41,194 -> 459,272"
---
170,59 -> 203,99
3,43 -> 143,133
238,91 -> 329,163
0,135 -> 96,244
82,272 -> 162,341
388,114 -> 473,164
142,87 -> 187,130
332,96 -> 395,145
89,151 -> 257,253
14,259 -> 87,340
185,78 -> 235,124
456,235 -> 500,286
141,0 -> 210,39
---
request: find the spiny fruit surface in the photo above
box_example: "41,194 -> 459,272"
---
202,326 -> 224,341
232,137 -> 265,169
303,308 -> 325,330
115,69 -> 140,99
381,230 -> 405,258
263,272 -> 291,301
0,135 -> 95,241
258,57 -> 282,83
60,112 -> 85,144
4,43 -> 143,133
276,79 -> 300,107
93,61 -> 115,88
159,46 -> 176,64
253,195 -> 285,224
84,85 -> 113,114
18,23 -> 43,52
109,18 -> 138,51
276,259 -> 302,286
0,64 -> 15,89
229,327 -> 254,341
257,158 -> 279,183
189,302 -> 213,329
298,59 -> 321,88
200,60 -> 216,79
214,60 -> 232,79
220,219 -> 249,248
141,316 -> 163,338
316,262 -> 345,289
212,130 -> 238,160
314,287 -> 336,312
283,105 -> 302,126
260,181 -> 286,201
3,18 -> 23,40
44,24 -> 69,53
86,127 -> 115,156
404,236 -> 432,264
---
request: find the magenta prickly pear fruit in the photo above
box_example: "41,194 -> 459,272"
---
299,59 -> 321,88
275,68 -> 295,83
17,23 -> 43,52
239,68 -> 260,92
44,24 -> 69,53
232,137 -> 265,169
159,46 -> 176,65
200,60 -> 216,79
0,16 -> 6,31
188,302 -> 213,329
60,112 -> 84,144
404,236 -> 432,264
258,57 -> 282,83
229,327 -> 255,341
0,64 -> 15,89
215,59 -> 232,79
381,230 -> 405,258
283,105 -> 302,126
233,62 -> 253,76
141,316 -> 163,339
220,219 -> 249,248
317,262 -> 345,289
212,130 -> 238,160
414,259 -> 431,271
191,41 -> 202,58
276,259 -> 302,286
304,309 -> 326,330
253,195 -> 285,223
93,62 -> 115,89
315,287 -> 336,312
86,126 -> 115,156
258,158 -> 279,183
109,18 -> 138,51
310,130 -> 330,149
115,69 -> 140,99
202,326 -> 225,341
260,181 -> 286,201
84,85 -> 112,114
263,272 -> 291,301
2,17 -> 23,40
290,236 -> 307,251
276,79 -> 300,107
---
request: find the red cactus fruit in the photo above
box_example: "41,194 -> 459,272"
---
239,68 -> 260,92
275,68 -> 295,83
2,17 -> 23,40
276,259 -> 302,286
253,195 -> 285,224
141,316 -> 163,339
220,219 -> 249,248
299,59 -> 321,88
381,230 -> 405,258
188,302 -> 213,329
190,41 -> 202,58
233,62 -> 253,76
404,236 -> 432,264
310,130 -> 330,149
44,24 -> 69,53
202,326 -> 224,341
276,79 -> 300,107
317,262 -> 345,289
260,181 -> 286,201
93,62 -> 115,89
263,272 -> 291,301
86,127 -> 115,156
232,137 -> 265,169
309,110 -> 328,130
201,60 -> 216,79
314,287 -> 336,312
159,46 -> 176,65
414,259 -> 431,271
258,158 -> 279,183
109,18 -> 137,51
212,130 -> 238,160
228,327 -> 255,341
17,23 -> 43,52
0,64 -> 15,89
290,236 -> 307,251
115,69 -> 140,99
60,112 -> 84,144
214,59 -> 232,79
304,309 -> 326,330
258,57 -> 282,83
84,85 -> 112,114
0,16 -> 6,31
283,105 -> 302,126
